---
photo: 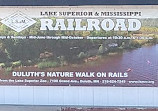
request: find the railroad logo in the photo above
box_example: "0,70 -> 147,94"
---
1,11 -> 36,32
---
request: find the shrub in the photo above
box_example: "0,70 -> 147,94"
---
27,60 -> 33,65
130,40 -> 141,48
151,37 -> 158,44
12,60 -> 22,67
78,52 -> 87,59
5,67 -> 12,74
98,45 -> 104,54
22,60 -> 34,66
58,56 -> 67,66
0,63 -> 5,68
37,61 -> 59,69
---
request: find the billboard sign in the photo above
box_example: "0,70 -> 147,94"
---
0,6 -> 157,86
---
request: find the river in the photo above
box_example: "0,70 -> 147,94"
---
60,44 -> 158,87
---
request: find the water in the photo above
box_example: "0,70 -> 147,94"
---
64,44 -> 158,86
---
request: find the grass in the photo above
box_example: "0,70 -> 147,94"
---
37,61 -> 59,69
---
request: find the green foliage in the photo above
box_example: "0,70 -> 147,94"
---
130,40 -> 141,48
5,67 -> 12,74
3,39 -> 42,61
37,61 -> 59,69
0,52 -> 8,63
98,45 -> 104,54
152,37 -> 158,44
12,60 -> 22,67
23,60 -> 34,66
121,42 -> 125,47
0,63 -> 5,68
58,56 -> 67,66
149,35 -> 158,44
78,52 -> 87,59
118,42 -> 126,49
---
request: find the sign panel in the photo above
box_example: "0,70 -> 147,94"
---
0,6 -> 157,86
